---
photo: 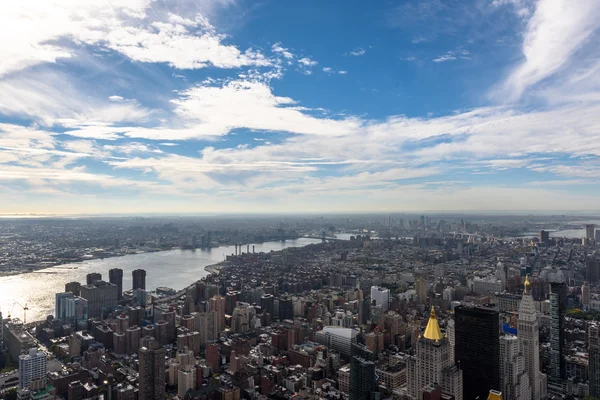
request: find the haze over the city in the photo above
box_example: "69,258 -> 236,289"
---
1,0 -> 600,214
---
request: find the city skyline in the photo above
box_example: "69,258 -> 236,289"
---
1,0 -> 600,214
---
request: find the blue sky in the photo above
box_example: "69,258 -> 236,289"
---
1,0 -> 600,214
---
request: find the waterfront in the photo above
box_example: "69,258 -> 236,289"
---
0,238 -> 320,322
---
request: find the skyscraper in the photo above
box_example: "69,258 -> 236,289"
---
589,323 -> 600,398
132,269 -> 146,290
455,305 -> 500,400
539,230 -> 550,244
548,281 -> 566,394
19,348 -> 47,390
278,296 -> 294,321
407,307 -> 463,400
349,343 -> 378,400
109,268 -> 124,299
586,224 -> 596,242
499,334 -> 531,400
517,276 -> 545,400
138,342 -> 166,400
210,295 -> 226,335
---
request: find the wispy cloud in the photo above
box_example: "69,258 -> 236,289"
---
298,57 -> 318,67
271,42 -> 294,59
347,47 -> 366,56
433,54 -> 457,63
497,0 -> 600,100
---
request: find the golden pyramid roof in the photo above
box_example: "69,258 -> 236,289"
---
423,306 -> 443,341
488,390 -> 504,400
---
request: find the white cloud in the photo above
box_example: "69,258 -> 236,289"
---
0,0 -> 271,77
499,0 -> 600,100
348,47 -> 366,56
298,57 -> 318,67
433,54 -> 457,63
271,42 -> 294,59
0,71 -> 151,127
109,95 -> 125,102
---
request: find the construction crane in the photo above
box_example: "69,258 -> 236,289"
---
8,301 -> 29,324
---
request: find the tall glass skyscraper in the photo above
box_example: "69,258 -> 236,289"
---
548,281 -> 567,394
455,305 -> 500,400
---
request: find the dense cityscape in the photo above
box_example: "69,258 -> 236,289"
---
2,0 -> 600,399
1,214 -> 600,400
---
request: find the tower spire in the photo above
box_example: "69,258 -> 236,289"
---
524,274 -> 531,294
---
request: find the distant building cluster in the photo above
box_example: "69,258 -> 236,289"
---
2,215 -> 600,399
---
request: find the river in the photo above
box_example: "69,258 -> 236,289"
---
0,238 -> 321,322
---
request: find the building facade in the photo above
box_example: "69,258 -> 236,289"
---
407,307 -> 463,400
454,305 -> 499,400
518,276 -> 545,400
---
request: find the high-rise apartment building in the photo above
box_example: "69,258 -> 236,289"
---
349,343 -> 378,400
196,311 -> 217,345
55,292 -> 74,321
539,230 -> 550,244
518,276 -> 545,400
407,307 -> 463,400
455,305 -> 500,400
19,348 -> 47,390
415,278 -> 427,304
65,281 -> 81,296
209,295 -> 226,334
132,269 -> 146,290
79,281 -> 118,318
86,272 -> 102,285
500,334 -> 531,400
109,268 -> 124,299
582,281 -> 591,309
138,342 -> 166,400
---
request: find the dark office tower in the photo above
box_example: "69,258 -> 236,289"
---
358,297 -> 371,325
261,294 -> 275,317
65,281 -> 81,296
455,305 -> 500,400
279,296 -> 294,321
86,272 -> 102,285
549,282 -> 567,387
589,323 -> 600,398
109,268 -> 124,299
586,258 -> 600,283
539,230 -> 550,244
138,342 -> 166,400
349,343 -> 378,400
132,269 -> 146,290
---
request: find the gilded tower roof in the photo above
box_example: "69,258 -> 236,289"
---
423,306 -> 443,341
